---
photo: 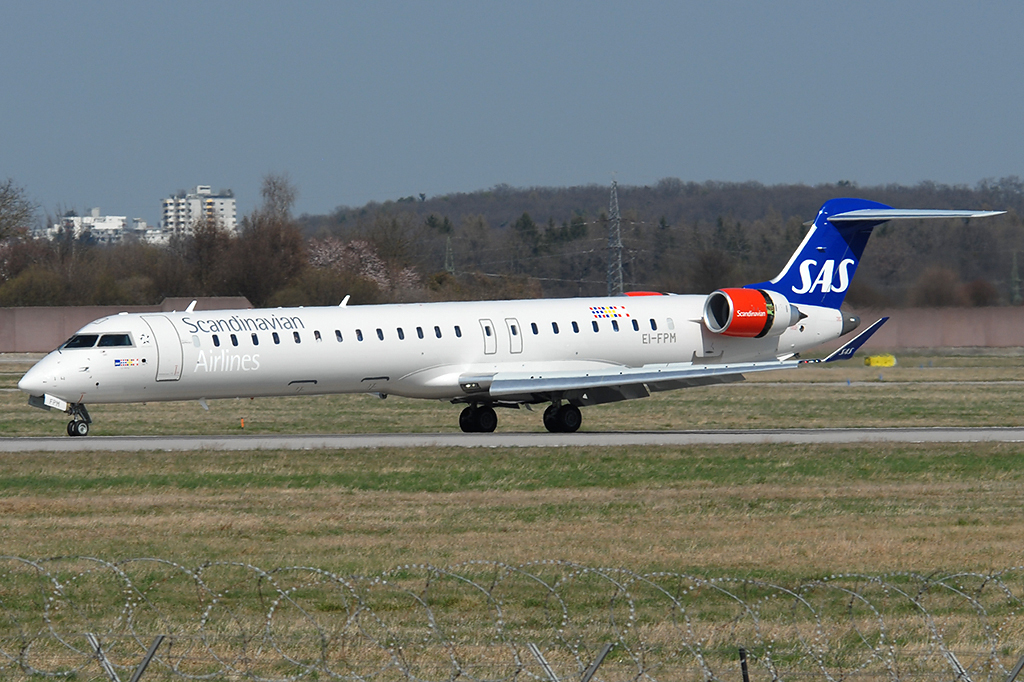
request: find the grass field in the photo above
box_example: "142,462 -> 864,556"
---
3,352 -> 1024,679
3,349 -> 1024,574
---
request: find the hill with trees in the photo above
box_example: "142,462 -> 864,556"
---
1,176 -> 1022,308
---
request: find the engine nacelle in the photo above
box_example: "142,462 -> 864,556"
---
702,288 -> 800,338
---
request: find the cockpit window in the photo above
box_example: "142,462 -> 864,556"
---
98,333 -> 132,347
61,334 -> 98,349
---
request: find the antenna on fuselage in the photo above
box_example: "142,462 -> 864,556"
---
185,300 -> 197,313
339,295 -> 350,307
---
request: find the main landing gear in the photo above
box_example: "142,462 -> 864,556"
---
459,404 -> 498,432
543,403 -> 582,433
458,402 -> 583,433
65,403 -> 91,437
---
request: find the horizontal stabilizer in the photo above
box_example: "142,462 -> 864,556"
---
819,317 -> 888,363
829,209 -> 1004,222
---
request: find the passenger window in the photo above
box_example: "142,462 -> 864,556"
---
252,333 -> 259,345
356,329 -> 364,341
434,325 -> 442,338
650,319 -> 658,331
213,334 -> 220,347
612,320 -> 619,332
484,325 -> 491,337
511,324 -> 518,336
416,327 -> 424,339
335,330 -> 343,342
376,328 -> 384,341
632,319 -> 639,332
273,332 -> 280,344
192,335 -> 201,348
315,330 -> 322,342
572,321 -> 579,333
667,318 -> 675,330
294,331 -> 301,343
454,325 -> 462,338
230,333 -> 238,346
552,322 -> 559,334
531,323 -> 538,335
398,327 -> 405,340
62,334 -> 98,349
592,321 -> 599,332
98,333 -> 132,347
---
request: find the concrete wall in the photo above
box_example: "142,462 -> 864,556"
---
0,298 -> 251,352
842,307 -> 1024,351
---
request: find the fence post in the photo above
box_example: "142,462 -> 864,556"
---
739,647 -> 750,682
580,642 -> 614,682
1005,654 -> 1024,682
128,635 -> 165,682
528,642 -> 560,682
86,633 -> 121,682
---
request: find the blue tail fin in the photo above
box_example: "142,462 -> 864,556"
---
746,198 -> 892,309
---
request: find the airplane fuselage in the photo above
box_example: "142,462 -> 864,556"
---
19,294 -> 843,406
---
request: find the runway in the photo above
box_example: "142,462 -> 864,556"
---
1,427 -> 1023,451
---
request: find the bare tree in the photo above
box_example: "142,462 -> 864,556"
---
260,172 -> 298,222
225,173 -> 306,306
0,179 -> 38,241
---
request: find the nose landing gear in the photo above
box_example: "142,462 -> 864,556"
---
67,420 -> 89,437
65,403 -> 92,437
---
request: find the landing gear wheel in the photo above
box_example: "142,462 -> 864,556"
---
459,405 -> 498,433
68,420 -> 89,437
555,404 -> 582,433
459,406 -> 478,433
67,420 -> 77,437
475,406 -> 497,433
543,404 -> 561,432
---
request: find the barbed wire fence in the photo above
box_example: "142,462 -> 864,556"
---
2,557 -> 1024,682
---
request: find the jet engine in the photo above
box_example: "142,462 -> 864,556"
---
702,288 -> 800,338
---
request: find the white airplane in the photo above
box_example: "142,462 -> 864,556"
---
18,198 -> 1002,436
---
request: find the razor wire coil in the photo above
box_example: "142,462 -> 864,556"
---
1,557 -> 1023,681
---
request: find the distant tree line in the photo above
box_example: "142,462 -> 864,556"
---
2,176 -> 1023,308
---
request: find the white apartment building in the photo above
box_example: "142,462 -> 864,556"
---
161,185 -> 237,234
46,208 -> 128,244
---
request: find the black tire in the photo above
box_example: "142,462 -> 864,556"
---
73,420 -> 89,437
543,404 -> 561,432
475,406 -> 498,433
67,421 -> 77,437
459,406 -> 478,433
556,404 -> 582,433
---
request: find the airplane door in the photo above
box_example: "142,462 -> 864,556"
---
142,315 -> 183,381
505,318 -> 523,354
479,319 -> 497,355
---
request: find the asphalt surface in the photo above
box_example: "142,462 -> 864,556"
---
1,428 -> 1023,451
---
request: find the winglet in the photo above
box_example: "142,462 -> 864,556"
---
821,317 -> 888,363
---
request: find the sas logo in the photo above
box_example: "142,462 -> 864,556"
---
792,258 -> 856,294
590,305 -> 629,319
114,358 -> 142,367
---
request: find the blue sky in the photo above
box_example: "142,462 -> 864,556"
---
2,2 -> 1022,225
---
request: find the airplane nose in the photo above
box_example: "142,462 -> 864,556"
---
18,364 -> 48,395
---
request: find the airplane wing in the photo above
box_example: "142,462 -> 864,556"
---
462,358 -> 800,406
463,317 -> 889,406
